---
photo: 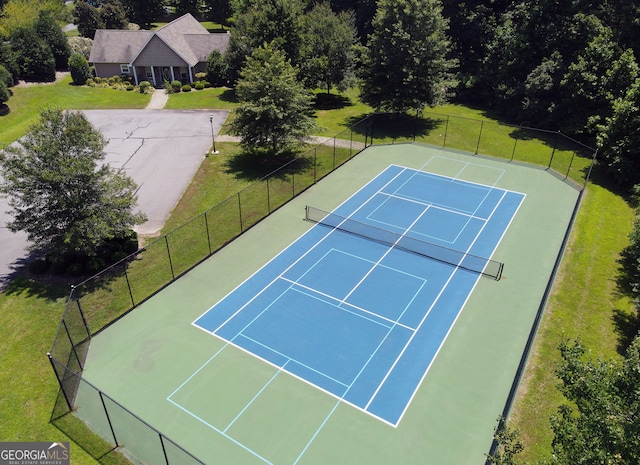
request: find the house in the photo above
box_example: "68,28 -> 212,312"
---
88,14 -> 230,87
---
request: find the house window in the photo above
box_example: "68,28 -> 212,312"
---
145,66 -> 153,79
120,64 -> 130,74
180,67 -> 189,81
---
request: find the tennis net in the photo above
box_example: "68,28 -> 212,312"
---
305,205 -> 504,280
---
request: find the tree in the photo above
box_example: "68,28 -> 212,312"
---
560,30 -> 638,135
230,42 -> 316,155
74,1 -> 105,39
597,78 -> 640,189
100,0 -> 128,30
120,0 -> 165,28
68,53 -> 91,85
203,0 -> 232,25
34,11 -> 71,69
225,0 -> 305,83
10,27 -> 56,82
206,49 -> 227,86
0,0 -> 65,39
359,0 -> 457,113
172,0 -> 200,16
0,108 -> 146,258
0,40 -> 18,82
300,2 -> 358,93
546,338 -> 640,465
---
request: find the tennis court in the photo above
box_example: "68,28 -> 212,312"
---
78,144 -> 579,464
187,165 -> 524,428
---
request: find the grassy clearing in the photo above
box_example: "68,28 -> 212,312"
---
509,174 -> 636,462
0,75 -> 150,148
0,279 -> 130,465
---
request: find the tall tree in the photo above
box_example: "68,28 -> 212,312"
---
225,0 -> 304,82
73,1 -> 105,39
300,2 -> 358,92
230,42 -> 316,155
203,0 -> 232,24
360,0 -> 457,112
10,27 -> 56,82
100,0 -> 128,29
120,0 -> 165,28
34,11 -> 71,69
0,108 -> 146,258
172,0 -> 200,16
597,78 -> 640,189
560,29 -> 638,135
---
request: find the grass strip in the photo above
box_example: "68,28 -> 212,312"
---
509,173 -> 636,462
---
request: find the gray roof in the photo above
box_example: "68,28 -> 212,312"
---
89,14 -> 230,66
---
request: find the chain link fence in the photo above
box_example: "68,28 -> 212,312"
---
48,112 -> 595,464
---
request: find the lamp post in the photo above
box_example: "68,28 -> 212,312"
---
208,114 -> 219,155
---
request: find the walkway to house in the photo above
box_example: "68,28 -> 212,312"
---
146,89 -> 169,109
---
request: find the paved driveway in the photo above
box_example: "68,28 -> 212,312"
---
0,109 -> 228,284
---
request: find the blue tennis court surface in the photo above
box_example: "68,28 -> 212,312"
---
193,164 -> 525,426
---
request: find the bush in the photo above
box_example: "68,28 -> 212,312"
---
0,81 -> 9,105
171,80 -> 182,93
195,81 -> 204,90
195,72 -> 206,81
181,84 -> 192,92
0,65 -> 14,87
126,84 -> 134,91
139,81 -> 152,93
86,78 -> 95,86
68,53 -> 90,85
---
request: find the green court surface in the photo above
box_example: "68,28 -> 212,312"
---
77,144 -> 580,465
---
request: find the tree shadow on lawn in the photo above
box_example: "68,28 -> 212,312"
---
218,88 -> 238,104
345,112 -> 442,140
313,92 -> 353,110
225,149 -> 314,182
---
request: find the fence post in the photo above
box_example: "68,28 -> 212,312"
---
204,211 -> 212,255
47,355 -> 73,411
72,286 -> 91,340
62,319 -> 84,371
98,391 -> 120,447
164,236 -> 175,280
510,133 -> 518,162
266,177 -> 272,213
123,263 -> 135,308
475,121 -> 484,154
443,116 -> 450,148
237,192 -> 243,232
548,130 -> 561,169
159,434 -> 170,465
350,129 -> 353,157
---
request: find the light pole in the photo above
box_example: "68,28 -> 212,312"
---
208,114 -> 219,155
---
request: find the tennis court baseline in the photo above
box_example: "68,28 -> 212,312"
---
187,164 -> 525,426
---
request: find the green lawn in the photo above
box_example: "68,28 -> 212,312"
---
509,175 -> 636,462
0,78 -> 632,465
0,279 -> 131,465
0,75 -> 150,148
